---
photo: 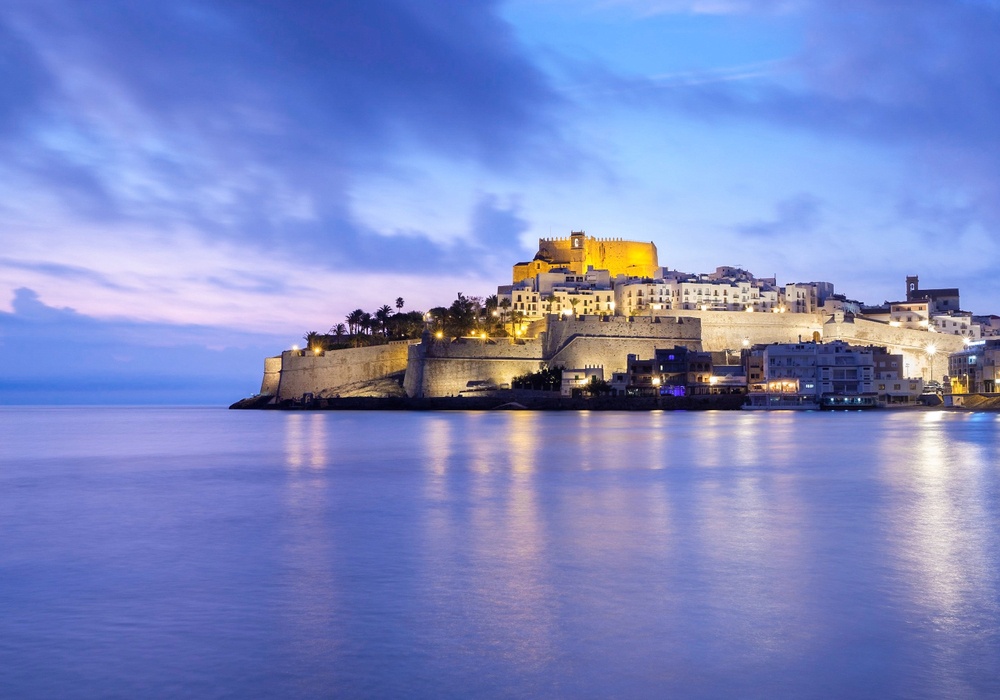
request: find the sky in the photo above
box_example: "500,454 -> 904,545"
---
2,0 -> 999,403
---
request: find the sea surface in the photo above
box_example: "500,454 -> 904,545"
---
2,407 -> 999,699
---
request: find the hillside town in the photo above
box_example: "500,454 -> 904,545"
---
242,231 -> 1000,410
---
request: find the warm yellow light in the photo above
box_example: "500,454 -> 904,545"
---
700,304 -> 708,311
926,344 -> 937,356
562,308 -> 573,316
313,347 -> 322,355
709,376 -> 719,385
609,302 -> 616,311
745,306 -> 754,313
741,337 -> 750,347
889,321 -> 901,327
652,377 -> 661,386
435,331 -> 443,339
291,344 -> 299,351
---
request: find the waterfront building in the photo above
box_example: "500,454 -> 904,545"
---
561,367 -> 605,397
744,341 -> 876,408
626,346 -> 713,396
872,347 -> 924,404
947,339 -> 1000,393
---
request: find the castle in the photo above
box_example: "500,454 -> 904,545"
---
251,233 -> 982,402
512,231 -> 658,283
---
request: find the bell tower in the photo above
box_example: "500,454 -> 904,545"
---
906,275 -> 918,301
569,231 -> 586,273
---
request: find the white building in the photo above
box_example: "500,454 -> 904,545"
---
745,341 -> 877,408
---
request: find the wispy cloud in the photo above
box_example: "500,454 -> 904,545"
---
736,193 -> 822,238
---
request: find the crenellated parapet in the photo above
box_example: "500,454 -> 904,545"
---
513,231 -> 658,283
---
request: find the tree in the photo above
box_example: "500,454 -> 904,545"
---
586,375 -> 613,396
498,297 -> 511,337
346,309 -> 365,345
396,297 -> 405,312
445,292 -> 480,338
512,366 -> 562,391
569,297 -> 580,315
330,323 -> 347,345
303,331 -> 322,352
376,305 -> 393,337
545,293 -> 558,315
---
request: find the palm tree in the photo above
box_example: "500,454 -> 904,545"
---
361,312 -> 374,341
545,293 -> 558,315
376,304 -> 393,338
498,298 -> 511,337
330,323 -> 347,345
569,297 -> 580,315
303,331 -> 322,352
346,309 -> 365,346
395,297 -> 404,312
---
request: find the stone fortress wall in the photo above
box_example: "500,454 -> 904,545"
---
404,316 -> 701,398
256,311 -> 963,401
262,341 -> 415,401
258,311 -> 962,401
542,315 -> 700,377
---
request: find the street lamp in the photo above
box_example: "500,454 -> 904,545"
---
926,343 -> 937,382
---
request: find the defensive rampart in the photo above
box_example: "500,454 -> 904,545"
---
403,337 -> 547,398
269,341 -> 416,401
543,315 -> 701,374
404,316 -> 702,398
260,356 -> 282,396
256,311 -> 965,402
682,310 -> 825,349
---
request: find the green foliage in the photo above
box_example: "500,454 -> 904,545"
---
512,366 -> 563,391
586,375 -> 613,396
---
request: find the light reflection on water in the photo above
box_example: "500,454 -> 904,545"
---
1,407 -> 999,699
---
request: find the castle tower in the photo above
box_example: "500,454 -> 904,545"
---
569,231 -> 586,269
906,275 -> 919,301
512,231 -> 659,283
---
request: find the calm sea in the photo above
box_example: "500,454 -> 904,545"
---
1,407 -> 999,699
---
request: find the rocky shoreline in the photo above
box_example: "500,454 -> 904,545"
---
230,393 -> 748,411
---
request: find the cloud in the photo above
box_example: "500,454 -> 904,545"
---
0,288 -> 291,404
0,258 -> 133,291
736,193 -> 822,238
0,1 -> 566,271
594,0 -> 803,15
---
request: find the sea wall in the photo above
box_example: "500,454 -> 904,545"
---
275,341 -> 415,401
405,315 -> 702,397
260,356 -> 282,396
404,337 -> 546,398
260,311 -> 965,402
